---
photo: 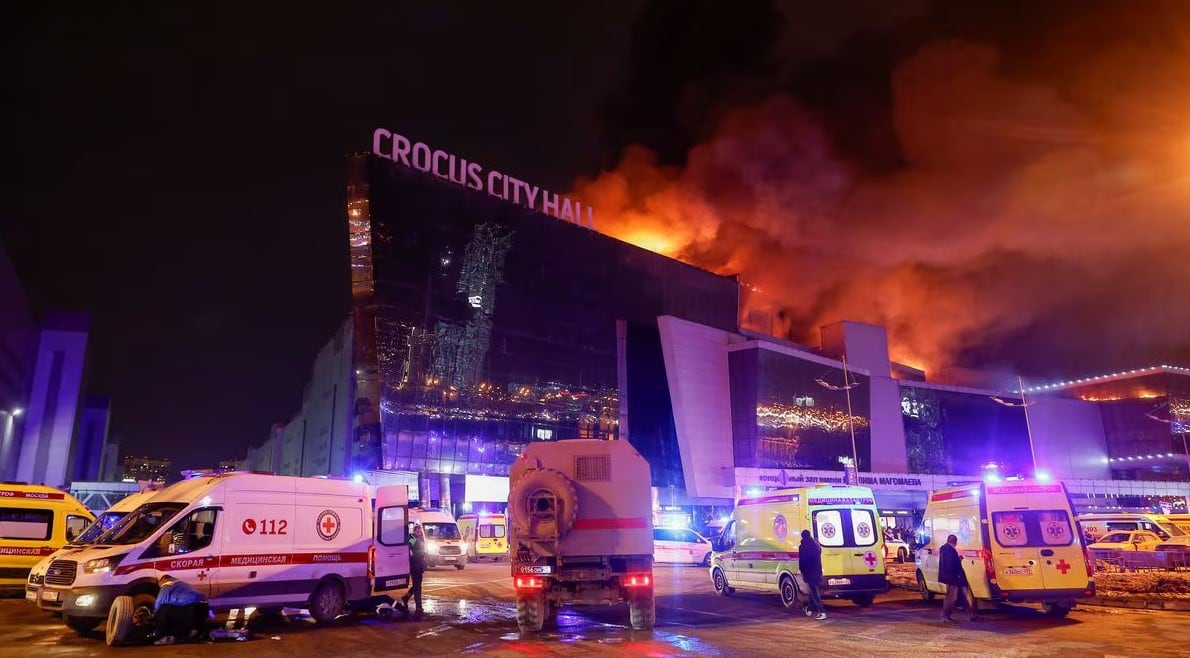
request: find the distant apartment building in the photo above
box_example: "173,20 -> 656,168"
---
120,455 -> 171,483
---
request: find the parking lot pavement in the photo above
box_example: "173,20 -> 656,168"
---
2,561 -> 1187,657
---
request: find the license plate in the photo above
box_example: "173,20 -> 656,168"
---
1003,567 -> 1033,576
442,557 -> 457,562
42,590 -> 59,602
25,590 -> 36,601
516,565 -> 552,574
827,578 -> 851,586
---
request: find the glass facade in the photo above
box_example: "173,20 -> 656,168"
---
1068,373 -> 1190,481
899,385 -> 1032,476
348,155 -> 738,486
729,348 -> 872,472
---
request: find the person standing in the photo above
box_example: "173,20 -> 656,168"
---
401,523 -> 427,618
798,529 -> 826,620
152,574 -> 208,645
939,534 -> 978,623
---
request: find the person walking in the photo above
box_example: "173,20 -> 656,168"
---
798,529 -> 826,620
151,574 -> 208,645
401,523 -> 427,618
939,534 -> 978,623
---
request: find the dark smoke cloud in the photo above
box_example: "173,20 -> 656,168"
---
582,0 -> 1190,378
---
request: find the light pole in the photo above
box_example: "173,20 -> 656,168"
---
816,355 -> 861,479
991,377 -> 1038,475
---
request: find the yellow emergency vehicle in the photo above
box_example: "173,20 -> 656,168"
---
710,485 -> 889,609
0,483 -> 94,592
457,512 -> 508,561
915,479 -> 1094,617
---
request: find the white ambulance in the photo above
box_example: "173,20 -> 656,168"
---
409,508 -> 467,569
710,485 -> 889,609
1078,513 -> 1181,542
27,486 -> 163,603
915,479 -> 1093,617
38,472 -> 411,646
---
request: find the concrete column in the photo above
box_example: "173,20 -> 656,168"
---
440,473 -> 453,512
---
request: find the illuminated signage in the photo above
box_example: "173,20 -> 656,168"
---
372,128 -> 595,229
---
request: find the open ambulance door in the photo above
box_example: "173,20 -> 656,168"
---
373,485 -> 411,592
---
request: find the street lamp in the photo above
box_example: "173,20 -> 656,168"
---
816,355 -> 861,480
1145,402 -> 1190,477
990,376 -> 1038,475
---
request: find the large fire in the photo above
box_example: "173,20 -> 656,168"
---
576,37 -> 1190,376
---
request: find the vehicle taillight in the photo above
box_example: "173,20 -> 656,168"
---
1084,547 -> 1094,577
623,574 -> 651,588
515,576 -> 545,589
980,549 -> 996,583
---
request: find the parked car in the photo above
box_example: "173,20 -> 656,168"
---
883,536 -> 911,563
653,527 -> 713,566
1088,530 -> 1164,552
1155,536 -> 1190,568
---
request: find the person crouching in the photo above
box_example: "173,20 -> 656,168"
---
153,574 -> 208,645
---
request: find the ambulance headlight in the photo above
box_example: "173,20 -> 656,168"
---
461,542 -> 469,554
75,594 -> 97,607
426,541 -> 439,554
83,554 -> 127,574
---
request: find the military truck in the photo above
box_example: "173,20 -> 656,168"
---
507,439 -> 655,632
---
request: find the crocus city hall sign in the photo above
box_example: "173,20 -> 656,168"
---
372,128 -> 595,229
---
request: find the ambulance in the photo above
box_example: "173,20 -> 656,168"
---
1078,513 -> 1182,541
915,479 -> 1093,617
709,485 -> 889,609
409,508 -> 467,569
457,512 -> 508,561
26,486 -> 163,603
1,483 -> 94,594
37,472 -> 412,646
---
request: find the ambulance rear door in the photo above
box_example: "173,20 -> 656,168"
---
372,485 -> 410,592
986,484 -> 1085,593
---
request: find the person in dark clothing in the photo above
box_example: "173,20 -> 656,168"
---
401,523 -> 427,618
798,529 -> 826,620
152,575 -> 208,645
938,534 -> 978,623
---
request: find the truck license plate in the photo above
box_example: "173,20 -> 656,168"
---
1003,567 -> 1033,576
41,590 -> 59,602
516,565 -> 552,574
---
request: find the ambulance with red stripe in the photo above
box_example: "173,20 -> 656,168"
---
37,472 -> 412,646
1,484 -> 94,593
914,479 -> 1093,617
709,485 -> 889,610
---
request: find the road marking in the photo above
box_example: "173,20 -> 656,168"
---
424,577 -> 508,592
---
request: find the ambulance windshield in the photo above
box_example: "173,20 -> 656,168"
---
71,512 -> 128,545
423,522 -> 461,540
96,503 -> 187,545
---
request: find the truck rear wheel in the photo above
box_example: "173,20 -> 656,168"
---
629,590 -> 655,630
516,591 -> 546,633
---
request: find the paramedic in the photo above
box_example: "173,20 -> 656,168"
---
152,574 -> 208,645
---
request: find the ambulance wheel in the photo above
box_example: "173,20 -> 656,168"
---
712,568 -> 734,596
917,571 -> 935,602
779,575 -> 800,610
851,594 -> 874,608
105,593 -> 155,646
309,580 -> 345,623
1043,601 -> 1073,618
629,589 -> 655,630
515,591 -> 546,633
455,564 -> 466,570
64,614 -> 102,633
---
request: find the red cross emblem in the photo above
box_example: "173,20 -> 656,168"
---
196,570 -> 208,581
316,510 -> 341,541
863,551 -> 878,568
1055,559 -> 1071,574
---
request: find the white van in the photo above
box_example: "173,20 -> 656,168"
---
1078,513 -> 1182,542
916,479 -> 1093,617
26,487 -> 163,604
409,508 -> 467,570
38,472 -> 411,646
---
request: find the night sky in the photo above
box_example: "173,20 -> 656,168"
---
3,1 -> 1188,470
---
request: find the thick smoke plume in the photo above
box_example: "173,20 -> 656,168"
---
579,6 -> 1190,377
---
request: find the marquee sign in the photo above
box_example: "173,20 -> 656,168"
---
372,128 -> 595,229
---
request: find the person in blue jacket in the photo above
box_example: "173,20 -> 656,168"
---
152,574 -> 208,645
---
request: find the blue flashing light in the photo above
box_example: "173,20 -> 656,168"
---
1034,470 -> 1052,482
352,472 -> 365,483
462,501 -> 473,512
984,473 -> 1002,483
718,515 -> 730,524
